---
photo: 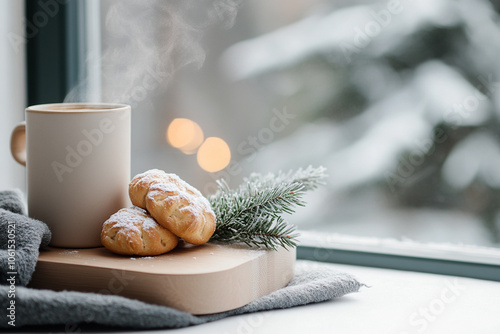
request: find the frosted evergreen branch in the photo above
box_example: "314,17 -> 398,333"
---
208,166 -> 327,250
238,165 -> 327,194
210,215 -> 299,250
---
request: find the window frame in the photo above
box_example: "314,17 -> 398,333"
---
26,0 -> 100,105
297,231 -> 500,281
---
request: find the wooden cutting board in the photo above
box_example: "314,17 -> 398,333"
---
29,243 -> 296,315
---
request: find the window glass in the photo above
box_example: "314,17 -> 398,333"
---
98,0 -> 500,248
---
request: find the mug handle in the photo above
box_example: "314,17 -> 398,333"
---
10,122 -> 26,166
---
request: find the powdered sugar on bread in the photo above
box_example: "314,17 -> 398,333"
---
129,169 -> 216,245
101,206 -> 178,256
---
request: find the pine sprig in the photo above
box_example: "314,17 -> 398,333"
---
208,166 -> 327,250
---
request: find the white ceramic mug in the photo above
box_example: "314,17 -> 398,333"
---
10,103 -> 131,248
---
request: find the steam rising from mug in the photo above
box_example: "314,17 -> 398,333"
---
64,0 -> 242,105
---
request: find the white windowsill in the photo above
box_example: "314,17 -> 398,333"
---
144,261 -> 500,334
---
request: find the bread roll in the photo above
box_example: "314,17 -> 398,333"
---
146,180 -> 216,245
129,169 -> 216,245
101,206 -> 178,256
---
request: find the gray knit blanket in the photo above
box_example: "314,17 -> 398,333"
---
0,190 -> 363,330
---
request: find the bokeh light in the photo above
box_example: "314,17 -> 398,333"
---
197,137 -> 231,172
166,118 -> 204,154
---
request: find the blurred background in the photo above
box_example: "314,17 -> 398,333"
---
3,0 -> 500,247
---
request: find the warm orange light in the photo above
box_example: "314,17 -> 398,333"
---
197,137 -> 231,172
166,118 -> 204,154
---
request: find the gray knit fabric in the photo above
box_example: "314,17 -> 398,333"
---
0,190 -> 363,329
0,190 -> 27,216
0,190 -> 51,286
